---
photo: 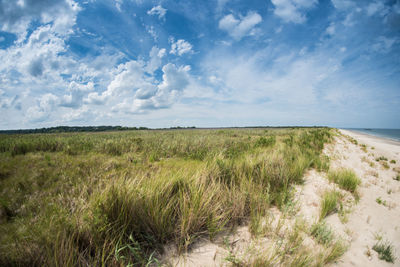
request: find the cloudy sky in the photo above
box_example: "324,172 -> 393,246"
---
0,0 -> 399,129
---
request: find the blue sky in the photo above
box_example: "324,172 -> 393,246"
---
0,0 -> 399,129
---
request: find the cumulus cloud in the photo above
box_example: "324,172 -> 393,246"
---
170,39 -> 193,56
87,60 -> 190,114
0,0 -> 80,37
26,93 -> 59,122
146,46 -> 166,73
147,5 -> 167,20
60,82 -> 94,108
218,12 -> 262,40
271,0 -> 317,23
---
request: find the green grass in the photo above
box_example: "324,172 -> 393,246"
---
0,127 -> 333,266
390,159 -> 396,164
319,190 -> 341,220
373,241 -> 396,263
327,169 -> 361,194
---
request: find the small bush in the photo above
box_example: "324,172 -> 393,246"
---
311,222 -> 333,245
328,169 -> 361,193
394,175 -> 400,181
390,160 -> 396,164
320,190 -> 340,220
373,241 -> 396,263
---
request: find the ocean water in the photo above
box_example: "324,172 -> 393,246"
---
347,128 -> 400,142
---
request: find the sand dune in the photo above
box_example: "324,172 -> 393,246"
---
163,129 -> 400,266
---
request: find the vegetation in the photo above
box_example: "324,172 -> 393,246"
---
327,169 -> 361,194
319,190 -> 341,220
375,156 -> 388,162
0,127 -> 333,266
0,125 -> 151,134
311,221 -> 333,245
376,197 -> 388,207
373,241 -> 396,263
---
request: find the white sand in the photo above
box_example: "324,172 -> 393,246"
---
163,129 -> 400,266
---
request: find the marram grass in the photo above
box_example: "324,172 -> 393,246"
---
328,168 -> 361,194
0,127 -> 333,266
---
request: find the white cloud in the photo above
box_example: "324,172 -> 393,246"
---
271,0 -> 317,24
60,81 -> 94,108
371,36 -> 398,53
26,93 -> 59,122
146,46 -> 166,73
0,0 -> 80,39
217,0 -> 230,11
366,2 -> 388,17
342,12 -> 357,27
170,39 -> 193,56
147,5 -> 167,20
330,0 -> 355,10
326,23 -> 335,35
115,0 -> 123,12
86,60 -> 191,114
218,12 -> 262,40
201,48 -> 341,107
146,25 -> 158,41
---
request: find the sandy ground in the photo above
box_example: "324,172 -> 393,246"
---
333,129 -> 400,267
163,129 -> 400,266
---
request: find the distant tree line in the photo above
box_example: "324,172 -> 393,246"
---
0,125 -> 328,134
0,126 -> 149,134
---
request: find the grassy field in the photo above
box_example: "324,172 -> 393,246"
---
0,127 -> 333,266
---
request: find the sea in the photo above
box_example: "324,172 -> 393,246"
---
346,128 -> 400,142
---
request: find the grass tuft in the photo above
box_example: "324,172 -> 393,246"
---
373,241 -> 396,263
328,169 -> 361,193
319,190 -> 341,220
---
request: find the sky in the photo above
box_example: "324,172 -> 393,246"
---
0,0 -> 399,130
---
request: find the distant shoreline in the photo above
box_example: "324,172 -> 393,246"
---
343,128 -> 400,143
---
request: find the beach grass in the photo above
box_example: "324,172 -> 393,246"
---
373,241 -> 396,263
327,169 -> 361,194
0,127 -> 333,266
319,190 -> 341,220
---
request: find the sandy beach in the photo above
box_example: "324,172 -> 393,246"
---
164,129 -> 400,266
332,129 -> 400,266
